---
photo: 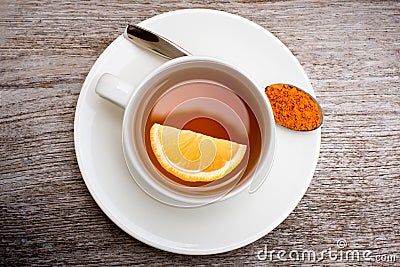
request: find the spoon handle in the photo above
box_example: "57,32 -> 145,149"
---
124,24 -> 192,59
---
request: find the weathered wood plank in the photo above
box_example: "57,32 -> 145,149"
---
1,0 -> 399,265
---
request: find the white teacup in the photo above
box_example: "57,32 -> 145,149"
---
95,56 -> 275,207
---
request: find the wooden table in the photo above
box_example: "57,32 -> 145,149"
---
1,0 -> 399,265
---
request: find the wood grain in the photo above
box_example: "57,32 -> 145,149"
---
1,0 -> 399,265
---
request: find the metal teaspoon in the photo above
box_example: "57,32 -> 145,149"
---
123,24 -> 323,131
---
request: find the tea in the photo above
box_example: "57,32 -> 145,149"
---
144,79 -> 261,187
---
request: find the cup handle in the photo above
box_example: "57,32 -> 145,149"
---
95,73 -> 133,108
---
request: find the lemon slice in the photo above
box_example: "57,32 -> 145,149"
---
150,123 -> 247,182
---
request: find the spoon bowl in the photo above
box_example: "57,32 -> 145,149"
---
265,84 -> 323,131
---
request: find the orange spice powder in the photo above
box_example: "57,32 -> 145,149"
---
265,84 -> 322,131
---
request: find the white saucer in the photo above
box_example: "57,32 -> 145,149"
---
74,9 -> 321,255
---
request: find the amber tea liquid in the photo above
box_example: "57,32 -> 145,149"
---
144,79 -> 262,187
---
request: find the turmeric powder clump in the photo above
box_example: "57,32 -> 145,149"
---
265,84 -> 322,131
